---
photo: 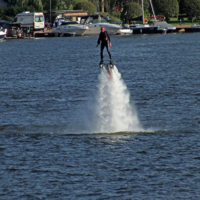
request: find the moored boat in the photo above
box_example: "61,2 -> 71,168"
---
190,24 -> 200,28
129,0 -> 158,34
130,24 -> 157,34
113,22 -> 133,35
52,21 -> 89,36
151,21 -> 176,33
80,14 -> 121,35
0,28 -> 7,40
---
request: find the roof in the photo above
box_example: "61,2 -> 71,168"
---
45,10 -> 89,14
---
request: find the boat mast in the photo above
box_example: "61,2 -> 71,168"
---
142,0 -> 144,24
149,0 -> 156,23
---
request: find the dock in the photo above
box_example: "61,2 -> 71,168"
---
4,29 -> 76,39
34,31 -> 76,37
3,25 -> 200,40
175,25 -> 200,33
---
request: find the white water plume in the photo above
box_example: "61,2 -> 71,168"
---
86,66 -> 144,133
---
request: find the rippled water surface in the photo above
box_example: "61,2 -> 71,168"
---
0,33 -> 200,199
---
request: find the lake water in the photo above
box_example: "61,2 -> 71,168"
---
0,33 -> 200,199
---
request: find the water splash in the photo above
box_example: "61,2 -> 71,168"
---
85,66 -> 144,133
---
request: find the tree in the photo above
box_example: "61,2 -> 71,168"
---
121,2 -> 142,22
152,0 -> 179,21
42,0 -> 58,12
74,1 -> 97,14
182,0 -> 200,22
3,5 -> 21,19
178,0 -> 184,14
14,0 -> 43,12
89,0 -> 99,6
30,0 -> 43,11
4,0 -> 18,5
127,0 -> 150,16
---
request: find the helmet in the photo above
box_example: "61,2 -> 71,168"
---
101,27 -> 105,31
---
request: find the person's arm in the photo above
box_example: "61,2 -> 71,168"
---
97,33 -> 101,47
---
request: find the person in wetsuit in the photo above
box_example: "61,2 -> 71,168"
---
97,27 -> 113,65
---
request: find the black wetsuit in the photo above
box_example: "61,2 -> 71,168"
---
97,31 -> 112,63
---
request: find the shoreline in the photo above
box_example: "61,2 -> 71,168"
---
4,25 -> 200,39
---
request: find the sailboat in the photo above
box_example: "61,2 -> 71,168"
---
148,1 -> 176,33
129,0 -> 158,34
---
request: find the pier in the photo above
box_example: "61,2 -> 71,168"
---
3,25 -> 200,40
175,25 -> 200,33
34,31 -> 76,37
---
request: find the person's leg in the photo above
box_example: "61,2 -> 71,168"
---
105,43 -> 112,61
100,44 -> 105,63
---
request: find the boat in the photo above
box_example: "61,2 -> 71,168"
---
129,0 -> 158,34
151,21 -> 176,33
113,22 -> 133,35
80,14 -> 121,35
130,24 -> 157,34
52,20 -> 89,36
0,28 -> 7,40
117,28 -> 133,34
190,24 -> 200,28
148,1 -> 176,33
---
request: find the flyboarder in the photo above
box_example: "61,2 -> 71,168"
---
96,27 -> 113,65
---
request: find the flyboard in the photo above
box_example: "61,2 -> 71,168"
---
99,61 -> 114,77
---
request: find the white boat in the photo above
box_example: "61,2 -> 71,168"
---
80,14 -> 121,35
0,28 -> 7,40
117,28 -> 133,34
113,22 -> 133,35
151,21 -> 176,33
52,21 -> 89,36
191,24 -> 200,28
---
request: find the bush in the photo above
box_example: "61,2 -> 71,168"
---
111,11 -> 121,19
74,1 -> 97,15
98,12 -> 121,22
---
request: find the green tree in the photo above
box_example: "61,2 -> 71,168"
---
152,0 -> 179,21
3,5 -> 21,19
15,0 -> 43,12
89,0 -> 99,6
4,0 -> 18,5
178,0 -> 184,14
74,1 -> 97,14
31,0 -> 43,11
42,0 -> 58,12
61,0 -> 76,10
121,2 -> 142,22
182,0 -> 200,22
55,0 -> 81,10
